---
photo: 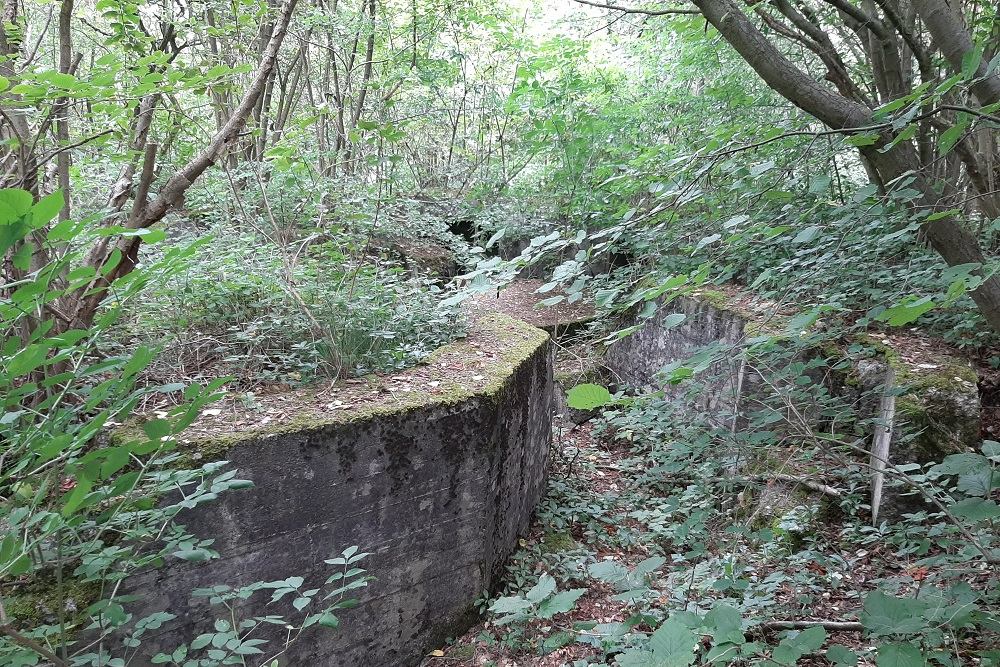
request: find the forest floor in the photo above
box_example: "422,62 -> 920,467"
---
414,298 -> 996,667
420,415 -> 899,667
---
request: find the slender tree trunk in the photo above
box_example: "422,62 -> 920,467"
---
62,0 -> 301,330
55,0 -> 73,221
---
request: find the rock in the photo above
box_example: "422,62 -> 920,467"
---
389,236 -> 459,277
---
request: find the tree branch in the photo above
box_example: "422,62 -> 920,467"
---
760,620 -> 863,631
0,625 -> 69,667
572,0 -> 700,15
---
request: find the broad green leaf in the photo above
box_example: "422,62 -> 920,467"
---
526,574 -> 557,602
877,643 -> 926,667
876,297 -> 936,326
861,591 -> 928,636
648,618 -> 697,667
827,644 -> 859,666
31,191 -> 64,228
566,383 -> 612,410
7,344 -> 49,378
0,189 -> 33,216
536,588 -> 586,618
931,453 -> 988,475
792,225 -> 821,244
950,498 -> 1000,522
489,595 -> 533,615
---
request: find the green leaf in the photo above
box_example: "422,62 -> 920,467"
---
318,612 -> 340,628
875,296 -> 936,326
489,596 -> 533,615
31,191 -> 64,228
877,643 -> 927,667
536,588 -> 586,618
926,208 -> 961,222
962,48 -> 983,79
142,418 -> 171,441
950,498 -> 1000,522
7,344 -> 49,378
526,574 -> 557,602
0,189 -> 33,216
808,175 -> 832,194
704,604 -> 743,640
174,549 -> 213,562
61,477 -> 94,516
661,313 -> 686,329
827,644 -> 859,666
0,535 -> 30,576
861,591 -> 928,636
792,626 -> 827,652
100,447 -> 130,479
792,225 -> 821,244
931,453 -> 987,475
615,649 -> 658,666
694,233 -> 721,252
647,618 -> 697,667
938,123 -> 967,156
982,440 -> 1000,459
566,383 -> 612,410
846,133 -> 880,147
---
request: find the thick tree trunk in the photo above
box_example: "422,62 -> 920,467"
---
912,0 -> 1000,107
691,0 -> 1000,332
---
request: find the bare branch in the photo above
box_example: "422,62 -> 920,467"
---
571,0 -> 700,16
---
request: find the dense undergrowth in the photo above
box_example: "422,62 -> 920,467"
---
428,393 -> 999,666
4,0 -> 1000,665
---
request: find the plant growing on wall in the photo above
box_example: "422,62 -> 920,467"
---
0,190 -> 369,664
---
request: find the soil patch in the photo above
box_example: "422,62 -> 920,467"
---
467,279 -> 596,334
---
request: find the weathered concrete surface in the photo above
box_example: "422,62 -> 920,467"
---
841,343 -> 980,519
124,314 -> 552,666
604,294 -> 748,419
604,290 -> 981,520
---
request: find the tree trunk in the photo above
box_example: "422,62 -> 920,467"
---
912,0 -> 1000,106
55,0 -> 73,221
691,0 -> 1000,332
62,0 -> 301,330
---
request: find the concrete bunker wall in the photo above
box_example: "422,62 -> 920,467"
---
604,291 -> 981,516
125,315 -> 553,666
604,295 -> 748,416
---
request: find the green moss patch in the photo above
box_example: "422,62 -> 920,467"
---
6,572 -> 101,630
540,530 -> 577,554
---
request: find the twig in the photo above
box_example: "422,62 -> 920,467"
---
571,0 -> 700,15
0,625 -> 69,667
772,473 -> 842,498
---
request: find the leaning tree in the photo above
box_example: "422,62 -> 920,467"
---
576,0 -> 1000,331
1,0 -> 300,334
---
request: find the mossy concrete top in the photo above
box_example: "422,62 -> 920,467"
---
164,312 -> 549,460
685,287 -> 977,395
